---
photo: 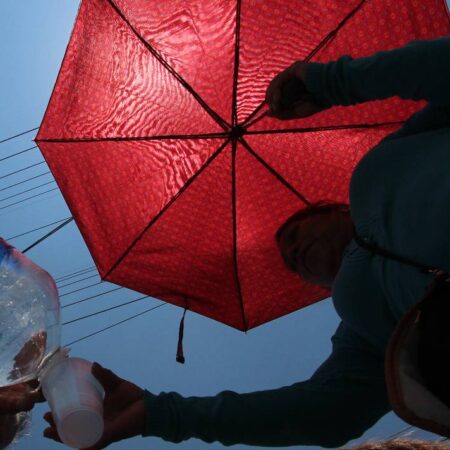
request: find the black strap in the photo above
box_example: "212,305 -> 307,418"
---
176,307 -> 187,364
353,231 -> 437,274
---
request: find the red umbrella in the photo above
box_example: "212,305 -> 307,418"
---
36,0 -> 450,331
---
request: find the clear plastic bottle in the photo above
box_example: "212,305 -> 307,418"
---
0,238 -> 60,386
0,239 -> 104,448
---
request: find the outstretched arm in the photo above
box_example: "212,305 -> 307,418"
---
144,322 -> 391,447
43,325 -> 390,448
306,37 -> 450,107
266,37 -> 450,120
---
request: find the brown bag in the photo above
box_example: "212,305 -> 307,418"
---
353,233 -> 450,437
385,272 -> 450,437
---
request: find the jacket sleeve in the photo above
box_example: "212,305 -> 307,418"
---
142,322 -> 391,447
305,37 -> 450,107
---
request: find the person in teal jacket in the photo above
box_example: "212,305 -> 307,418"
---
43,37 -> 450,449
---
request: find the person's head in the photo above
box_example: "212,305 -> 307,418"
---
276,201 -> 353,288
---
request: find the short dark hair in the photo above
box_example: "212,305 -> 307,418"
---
275,201 -> 350,244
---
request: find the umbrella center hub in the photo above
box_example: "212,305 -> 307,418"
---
230,125 -> 246,139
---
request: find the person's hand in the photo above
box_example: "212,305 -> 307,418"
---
0,380 -> 44,413
43,362 -> 145,449
266,61 -> 328,120
0,413 -> 28,449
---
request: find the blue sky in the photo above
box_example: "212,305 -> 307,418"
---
0,1 -> 449,449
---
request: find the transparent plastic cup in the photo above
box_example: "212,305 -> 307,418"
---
40,357 -> 104,449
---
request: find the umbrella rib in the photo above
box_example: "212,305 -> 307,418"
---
36,133 -> 229,144
240,0 -> 368,129
22,217 -> 74,254
305,0 -> 367,63
241,103 -> 267,128
7,216 -> 72,241
244,121 -> 405,135
231,139 -> 248,331
105,0 -> 231,132
238,137 -> 310,206
231,0 -> 242,127
103,138 -> 231,280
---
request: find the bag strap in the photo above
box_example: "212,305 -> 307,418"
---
353,230 -> 439,274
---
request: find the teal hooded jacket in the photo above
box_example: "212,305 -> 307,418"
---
143,37 -> 450,447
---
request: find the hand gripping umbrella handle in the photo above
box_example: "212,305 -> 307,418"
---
280,78 -> 308,109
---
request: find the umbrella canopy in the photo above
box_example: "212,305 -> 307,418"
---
36,0 -> 450,331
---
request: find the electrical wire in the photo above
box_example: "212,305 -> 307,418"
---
64,303 -> 166,347
0,127 -> 39,144
59,280 -> 109,298
57,274 -> 99,289
0,186 -> 59,210
55,266 -> 97,283
0,180 -> 55,203
6,217 -> 72,241
0,161 -> 46,180
62,295 -> 150,325
62,287 -> 123,308
0,172 -> 51,193
0,145 -> 38,162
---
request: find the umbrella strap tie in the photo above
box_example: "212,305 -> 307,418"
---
353,230 -> 439,273
176,306 -> 188,364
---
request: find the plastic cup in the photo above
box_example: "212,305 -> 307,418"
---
40,357 -> 104,449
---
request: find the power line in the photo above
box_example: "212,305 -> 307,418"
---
22,217 -> 74,253
0,127 -> 39,144
0,186 -> 59,210
0,145 -> 38,162
62,295 -> 150,325
0,180 -> 55,203
64,303 -> 166,347
57,274 -> 99,289
62,287 -> 123,308
55,266 -> 97,283
6,217 -> 72,240
0,171 -> 51,193
60,280 -> 108,298
0,161 -> 46,180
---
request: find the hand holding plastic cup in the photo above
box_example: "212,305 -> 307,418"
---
40,355 -> 104,449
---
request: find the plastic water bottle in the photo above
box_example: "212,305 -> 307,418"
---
0,239 -> 104,448
0,239 -> 60,386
